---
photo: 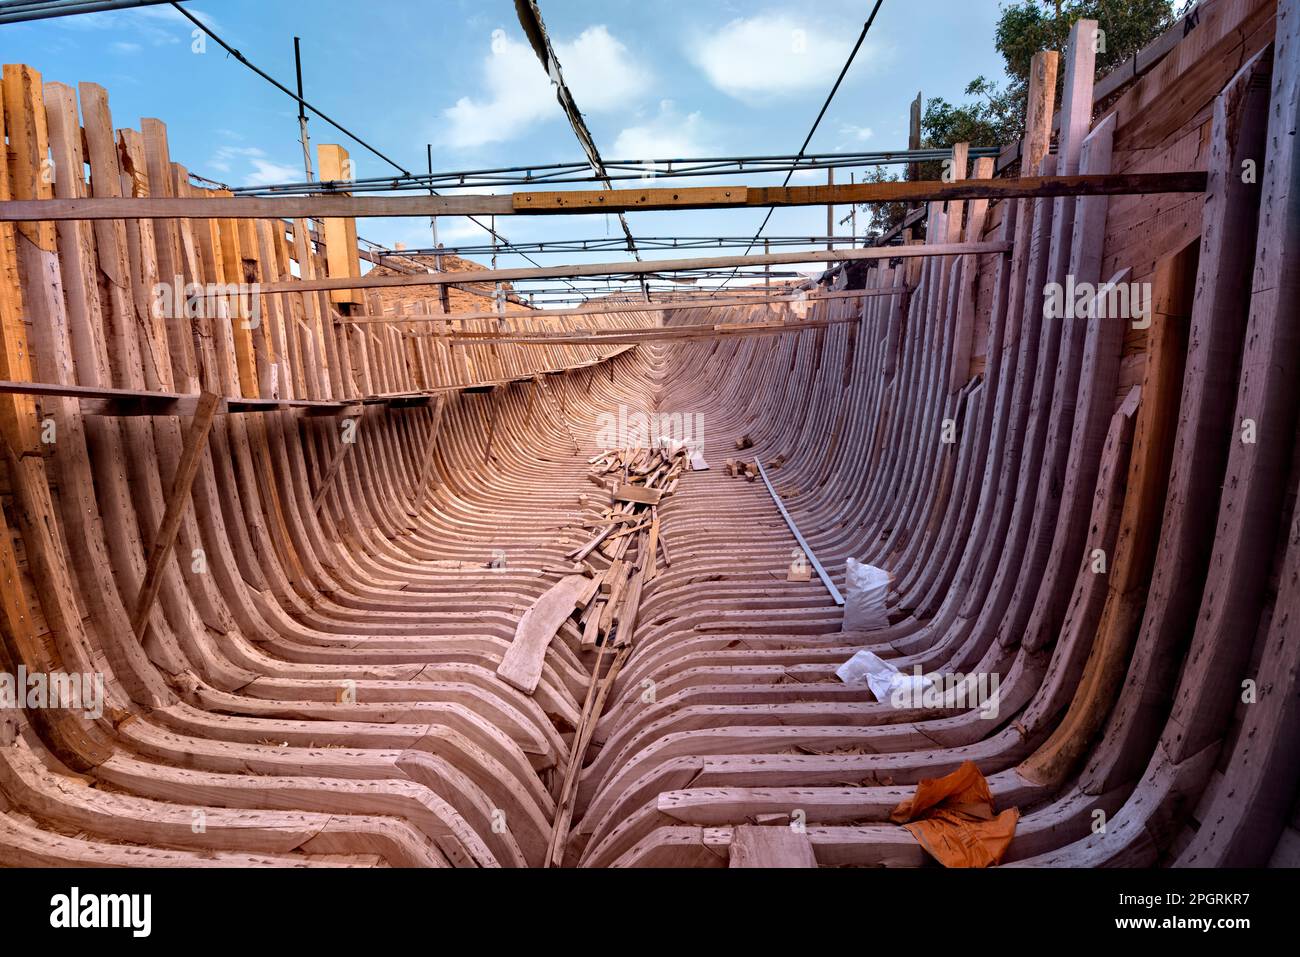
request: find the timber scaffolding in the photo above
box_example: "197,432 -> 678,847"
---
0,0 -> 1296,870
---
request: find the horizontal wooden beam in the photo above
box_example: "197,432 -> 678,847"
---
340,287 -> 905,325
0,172 -> 1207,222
0,379 -> 342,416
257,243 -> 1008,295
0,346 -> 636,419
438,316 -> 862,345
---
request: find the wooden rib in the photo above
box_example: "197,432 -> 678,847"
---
0,0 -> 1293,872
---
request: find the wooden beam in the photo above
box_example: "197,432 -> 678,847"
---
0,67 -> 41,454
316,144 -> 362,307
756,460 -> 843,606
1019,241 -> 1196,788
0,172 -> 1208,222
130,391 -> 220,639
411,394 -> 447,510
311,411 -> 362,513
341,286 -> 905,325
446,315 -> 862,345
256,242 -> 1008,296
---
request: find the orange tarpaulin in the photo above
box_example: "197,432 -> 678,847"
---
889,760 -> 1019,868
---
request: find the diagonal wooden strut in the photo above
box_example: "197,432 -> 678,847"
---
311,410 -> 362,514
130,391 -> 220,639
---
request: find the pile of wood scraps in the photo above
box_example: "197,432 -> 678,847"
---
725,453 -> 783,480
494,446 -> 689,698
497,444 -> 690,866
566,444 -> 690,642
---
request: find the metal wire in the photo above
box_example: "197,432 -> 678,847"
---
169,3 -> 586,299
717,0 -> 887,292
373,234 -> 887,259
0,0 -> 173,23
222,148 -> 994,195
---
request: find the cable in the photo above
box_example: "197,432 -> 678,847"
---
514,0 -> 644,299
170,3 -> 585,299
0,0 -> 173,24
716,0 -> 886,292
169,3 -> 409,175
222,147 -> 997,195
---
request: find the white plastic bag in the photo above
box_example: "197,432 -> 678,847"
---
842,558 -> 890,631
835,649 -> 933,705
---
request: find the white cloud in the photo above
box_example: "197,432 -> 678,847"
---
839,123 -> 874,142
443,25 -> 651,149
562,25 -> 653,110
688,14 -> 860,100
208,145 -> 299,186
432,217 -> 492,244
612,100 -> 712,159
244,158 -> 303,187
111,41 -> 142,55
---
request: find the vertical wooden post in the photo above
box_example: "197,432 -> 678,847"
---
0,65 -> 50,455
317,144 -> 362,309
908,91 -> 922,181
826,167 -> 834,250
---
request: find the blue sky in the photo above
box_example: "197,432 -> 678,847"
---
2,0 -> 1009,297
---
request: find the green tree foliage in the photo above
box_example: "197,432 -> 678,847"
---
861,1 -> 1196,241
924,1 -> 1196,153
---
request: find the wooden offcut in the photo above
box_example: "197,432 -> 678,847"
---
496,574 -> 593,694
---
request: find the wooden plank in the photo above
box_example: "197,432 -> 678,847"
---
1018,241 -> 1195,787
496,574 -> 592,694
614,484 -> 662,506
255,243 -> 1011,296
341,286 -> 906,325
316,144 -> 362,307
0,172 -> 1208,222
612,565 -> 646,647
130,390 -> 221,638
729,825 -> 818,868
311,412 -> 362,513
645,508 -> 660,581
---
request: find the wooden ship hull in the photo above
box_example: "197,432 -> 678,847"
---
0,0 -> 1297,868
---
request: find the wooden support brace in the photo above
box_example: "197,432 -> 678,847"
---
311,411 -> 361,513
411,394 -> 447,510
130,391 -> 220,638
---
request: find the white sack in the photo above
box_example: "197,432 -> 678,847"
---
842,558 -> 890,631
